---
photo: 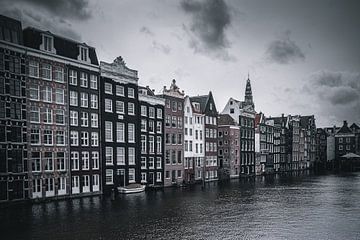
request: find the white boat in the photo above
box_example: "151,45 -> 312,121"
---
117,184 -> 146,194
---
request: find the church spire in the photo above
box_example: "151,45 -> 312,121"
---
244,75 -> 255,110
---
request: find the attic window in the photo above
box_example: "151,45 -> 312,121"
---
230,101 -> 233,105
210,103 -> 213,110
193,102 -> 200,110
40,34 -> 55,53
79,46 -> 89,62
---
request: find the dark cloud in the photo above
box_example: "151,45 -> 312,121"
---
0,0 -> 86,40
10,0 -> 92,20
180,0 -> 235,61
305,70 -> 360,125
152,41 -> 171,54
266,31 -> 305,64
140,26 -> 154,36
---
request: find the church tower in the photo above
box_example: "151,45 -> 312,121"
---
244,75 -> 255,110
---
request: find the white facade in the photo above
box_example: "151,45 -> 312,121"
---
184,96 -> 205,181
221,97 -> 242,124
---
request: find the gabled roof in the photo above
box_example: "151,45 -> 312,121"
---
337,121 -> 353,134
218,114 -> 237,126
300,115 -> 315,128
350,123 -> 360,131
190,94 -> 209,113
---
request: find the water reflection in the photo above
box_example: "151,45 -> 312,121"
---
1,173 -> 360,239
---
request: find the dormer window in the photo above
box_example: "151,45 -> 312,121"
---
78,46 -> 90,62
40,34 -> 56,53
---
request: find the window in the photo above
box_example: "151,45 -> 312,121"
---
31,152 -> 41,172
72,176 -> 79,192
149,157 -> 154,169
79,46 -> 88,62
82,152 -> 89,170
55,130 -> 65,145
70,111 -> 78,126
157,108 -> 162,119
90,94 -> 98,109
141,105 -> 147,116
93,175 -> 100,191
80,92 -> 88,107
92,152 -> 99,169
69,70 -> 77,85
172,116 -> 177,128
177,170 -> 182,178
165,115 -> 171,127
55,109 -> 65,124
91,132 -> 99,146
70,91 -> 78,106
106,169 -> 113,185
128,168 -> 135,183
117,147 -> 125,165
53,66 -> 64,82
91,113 -> 98,128
30,129 -> 41,145
44,152 -> 53,171
81,112 -> 89,127
128,88 -> 135,98
70,131 -> 79,146
141,135 -> 147,153
29,85 -> 40,100
149,107 -> 155,118
30,106 -> 40,123
105,147 -> 113,165
149,136 -> 154,153
128,102 -> 135,115
149,120 -> 155,133
116,85 -> 124,96
116,122 -> 125,142
82,175 -> 90,192
156,122 -> 162,133
141,173 -> 147,183
81,132 -> 89,146
71,152 -> 79,170
141,119 -> 147,132
43,108 -> 52,124
105,121 -> 113,142
43,35 -> 53,52
29,60 -> 39,78
43,86 -> 52,102
80,72 -> 88,87
45,178 -> 54,195
172,101 -> 177,112
165,150 -> 170,164
57,152 -> 66,171
55,89 -> 64,104
105,99 -> 112,112
141,157 -> 147,169
156,172 -> 162,182
116,101 -> 124,114
41,63 -> 51,80
128,123 -> 135,143
44,129 -> 53,145
156,157 -> 162,169
105,83 -> 113,94
128,148 -> 135,165
90,74 -> 98,89
157,136 -> 162,153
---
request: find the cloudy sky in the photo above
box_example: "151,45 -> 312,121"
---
1,0 -> 360,127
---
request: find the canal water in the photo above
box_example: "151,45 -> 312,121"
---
1,173 -> 360,240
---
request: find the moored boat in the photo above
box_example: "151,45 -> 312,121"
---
117,184 -> 146,194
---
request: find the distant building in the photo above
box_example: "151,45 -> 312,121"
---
316,128 -> 328,165
160,79 -> 185,186
183,95 -> 205,183
138,86 -> 165,187
221,77 -> 256,176
0,16 -> 28,202
190,91 -> 218,181
100,57 -> 139,193
218,114 -> 240,178
335,121 -> 356,168
350,123 -> 360,155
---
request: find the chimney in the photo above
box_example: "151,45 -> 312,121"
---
343,120 -> 348,127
